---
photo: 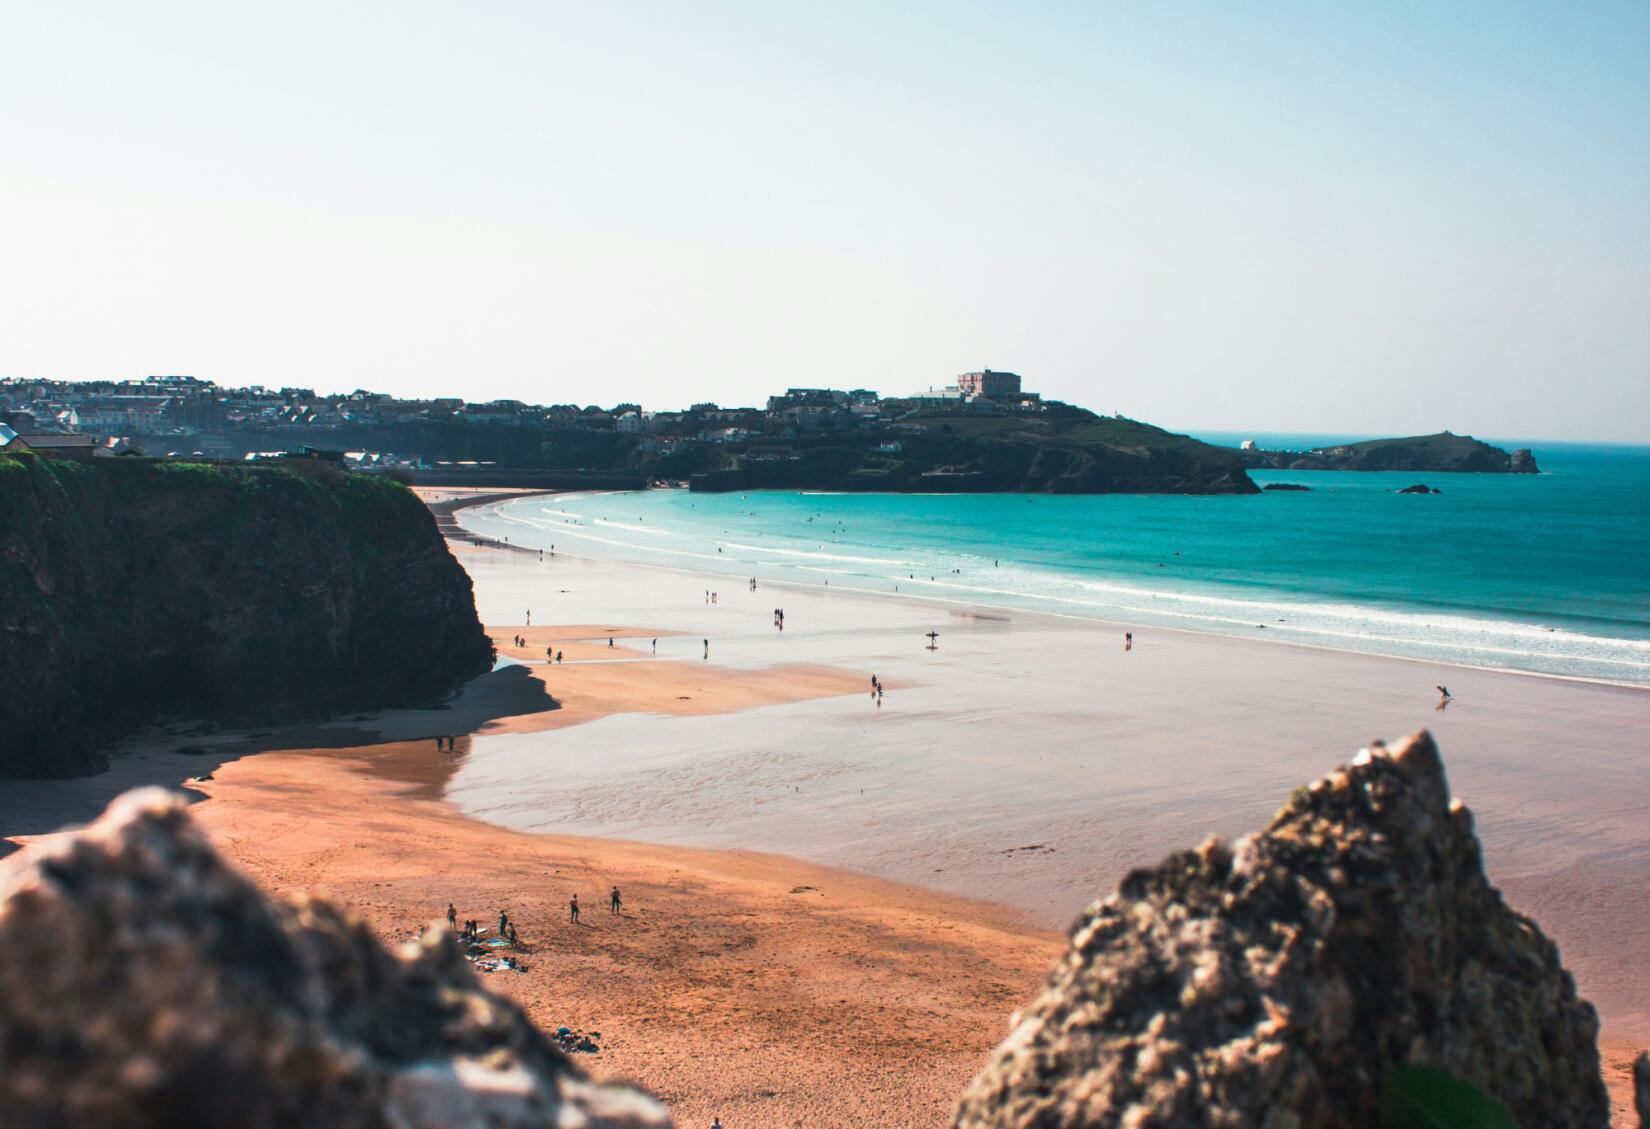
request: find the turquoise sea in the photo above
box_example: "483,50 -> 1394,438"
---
460,436 -> 1650,686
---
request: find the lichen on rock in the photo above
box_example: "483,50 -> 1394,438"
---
0,788 -> 668,1129
953,731 -> 1607,1129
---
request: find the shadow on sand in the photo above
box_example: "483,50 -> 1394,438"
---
0,665 -> 557,857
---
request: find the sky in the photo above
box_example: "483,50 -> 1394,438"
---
2,2 -> 1647,441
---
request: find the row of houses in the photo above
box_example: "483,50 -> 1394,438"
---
1,370 -> 1050,464
0,424 -> 135,461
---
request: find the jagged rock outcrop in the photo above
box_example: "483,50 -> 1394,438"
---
954,732 -> 1606,1129
0,788 -> 668,1129
0,455 -> 494,778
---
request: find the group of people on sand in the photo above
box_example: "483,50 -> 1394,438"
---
772,608 -> 785,630
869,673 -> 884,707
446,903 -> 519,947
434,735 -> 460,751
445,888 -> 624,939
705,590 -> 719,604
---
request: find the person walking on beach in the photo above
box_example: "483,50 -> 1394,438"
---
703,638 -> 709,659
610,886 -> 622,914
1125,631 -> 1133,651
446,903 -> 457,931
569,894 -> 580,924
526,610 -> 531,626
652,638 -> 657,653
609,636 -> 614,647
556,650 -> 563,663
1436,685 -> 1452,706
498,910 -> 509,937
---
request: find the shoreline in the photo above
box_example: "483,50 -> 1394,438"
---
454,493 -> 1650,691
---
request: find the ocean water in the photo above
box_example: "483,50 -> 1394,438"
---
458,437 -> 1650,685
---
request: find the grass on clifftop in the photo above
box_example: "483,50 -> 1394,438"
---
896,405 -> 1235,459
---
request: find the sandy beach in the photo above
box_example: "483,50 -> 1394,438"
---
4,494 -> 1647,1125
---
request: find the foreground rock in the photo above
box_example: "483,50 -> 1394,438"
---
954,732 -> 1606,1129
1636,1052 -> 1650,1129
0,789 -> 668,1129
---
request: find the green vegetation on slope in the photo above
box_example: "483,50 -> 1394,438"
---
696,403 -> 1258,494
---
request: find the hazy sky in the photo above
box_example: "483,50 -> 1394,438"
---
3,2 -> 1647,440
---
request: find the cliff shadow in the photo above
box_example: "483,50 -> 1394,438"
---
0,666 -> 557,855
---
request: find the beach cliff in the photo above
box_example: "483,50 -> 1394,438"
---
0,454 -> 492,779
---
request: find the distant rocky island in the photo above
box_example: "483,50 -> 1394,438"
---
0,452 -> 492,779
1238,431 -> 1538,474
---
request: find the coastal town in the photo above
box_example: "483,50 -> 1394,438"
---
0,369 -> 1047,473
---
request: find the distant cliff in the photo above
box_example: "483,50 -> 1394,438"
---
1239,431 -> 1538,474
0,455 -> 493,779
693,405 -> 1259,494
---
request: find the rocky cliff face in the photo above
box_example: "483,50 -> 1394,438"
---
0,455 -> 493,778
0,788 -> 667,1129
954,732 -> 1607,1129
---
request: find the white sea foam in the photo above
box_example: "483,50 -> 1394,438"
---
459,495 -> 1650,684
